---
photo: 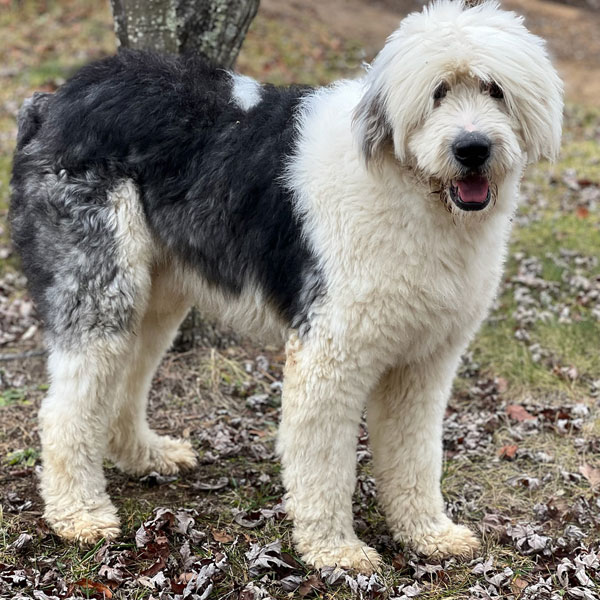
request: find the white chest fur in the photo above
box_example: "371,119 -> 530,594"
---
289,83 -> 518,363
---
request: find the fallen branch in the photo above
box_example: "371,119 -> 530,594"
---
0,349 -> 47,362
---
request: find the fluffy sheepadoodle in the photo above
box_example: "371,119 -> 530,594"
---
10,0 -> 562,572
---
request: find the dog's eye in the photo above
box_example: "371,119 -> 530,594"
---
483,81 -> 504,100
433,82 -> 448,106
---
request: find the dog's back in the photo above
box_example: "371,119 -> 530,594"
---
10,51 -> 321,334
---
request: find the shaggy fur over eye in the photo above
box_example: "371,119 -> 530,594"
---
10,0 -> 562,573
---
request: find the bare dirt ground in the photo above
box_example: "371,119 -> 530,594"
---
259,0 -> 600,106
1,1 -> 599,599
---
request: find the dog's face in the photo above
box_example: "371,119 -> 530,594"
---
354,0 -> 564,218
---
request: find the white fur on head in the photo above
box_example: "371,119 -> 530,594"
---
353,0 -> 564,166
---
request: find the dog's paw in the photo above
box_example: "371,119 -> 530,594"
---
302,543 -> 382,574
45,500 -> 120,545
144,436 -> 198,475
408,522 -> 480,559
113,435 -> 197,476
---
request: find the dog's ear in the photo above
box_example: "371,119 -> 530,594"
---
516,78 -> 563,164
519,102 -> 562,164
353,86 -> 393,166
500,57 -> 563,164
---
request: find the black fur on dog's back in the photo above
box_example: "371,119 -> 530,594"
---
10,50 -> 323,333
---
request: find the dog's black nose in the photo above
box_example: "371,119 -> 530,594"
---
452,132 -> 491,169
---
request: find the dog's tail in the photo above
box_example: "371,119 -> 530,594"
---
16,92 -> 52,151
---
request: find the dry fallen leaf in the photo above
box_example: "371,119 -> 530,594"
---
212,529 -> 234,543
392,552 -> 407,570
507,475 -> 541,489
234,510 -> 265,528
579,463 -> 600,489
499,444 -> 519,460
496,377 -> 509,393
299,573 -> 326,597
511,576 -> 529,596
506,404 -> 536,422
248,428 -> 268,437
139,556 -> 166,578
75,578 -> 113,599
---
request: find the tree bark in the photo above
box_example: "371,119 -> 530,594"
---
110,0 -> 260,69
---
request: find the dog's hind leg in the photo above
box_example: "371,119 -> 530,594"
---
36,179 -> 153,544
367,350 -> 481,559
41,338 -> 136,543
277,333 -> 383,574
106,270 -> 197,476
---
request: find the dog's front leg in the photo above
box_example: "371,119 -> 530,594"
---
277,333 -> 382,574
367,351 -> 480,559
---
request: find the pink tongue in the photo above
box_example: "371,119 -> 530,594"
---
456,175 -> 489,203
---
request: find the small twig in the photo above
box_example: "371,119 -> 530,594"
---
0,349 -> 47,362
256,368 -> 278,383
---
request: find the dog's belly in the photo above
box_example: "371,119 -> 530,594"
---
162,263 -> 290,344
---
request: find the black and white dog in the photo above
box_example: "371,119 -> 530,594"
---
10,0 -> 562,572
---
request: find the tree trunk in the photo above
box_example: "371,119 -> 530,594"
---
110,0 -> 260,69
110,0 -> 259,348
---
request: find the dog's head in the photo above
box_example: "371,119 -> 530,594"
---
353,0 -> 563,216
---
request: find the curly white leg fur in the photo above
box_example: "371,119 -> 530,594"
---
40,345 -> 128,544
393,513 -> 480,558
107,275 -> 194,477
368,354 -> 481,561
300,540 -> 382,574
43,495 -> 120,544
110,432 -> 197,477
278,333 -> 387,573
408,519 -> 480,559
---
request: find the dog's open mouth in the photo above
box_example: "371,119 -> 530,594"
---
448,175 -> 491,211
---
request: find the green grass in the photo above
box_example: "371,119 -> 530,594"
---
5,447 -> 39,467
516,214 -> 600,256
238,12 -> 365,85
0,154 -> 12,212
21,59 -> 72,88
0,388 -> 26,406
560,141 -> 600,180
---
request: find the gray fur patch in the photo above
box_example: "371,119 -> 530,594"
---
11,168 -> 147,348
353,88 -> 392,165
